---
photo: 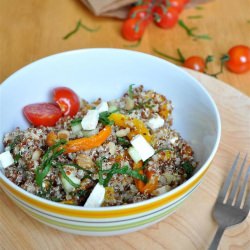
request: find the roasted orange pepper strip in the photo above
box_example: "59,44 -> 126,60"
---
63,126 -> 111,153
46,126 -> 112,153
109,113 -> 151,142
133,161 -> 158,194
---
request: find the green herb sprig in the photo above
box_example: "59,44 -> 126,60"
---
178,19 -> 212,40
99,111 -> 115,126
128,84 -> 135,99
181,161 -> 194,178
35,140 -> 67,187
63,20 -> 100,40
117,137 -> 131,148
96,159 -> 147,187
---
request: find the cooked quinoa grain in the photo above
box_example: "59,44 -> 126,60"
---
2,85 -> 197,206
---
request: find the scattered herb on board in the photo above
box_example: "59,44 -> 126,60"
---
124,39 -> 142,48
63,20 -> 100,40
178,19 -> 212,40
187,15 -> 203,19
195,6 -> 204,10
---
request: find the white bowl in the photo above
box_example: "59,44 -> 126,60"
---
0,49 -> 221,236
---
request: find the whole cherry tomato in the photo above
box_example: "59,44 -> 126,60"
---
183,56 -> 205,72
122,18 -> 147,41
23,103 -> 62,127
53,87 -> 80,117
169,0 -> 185,13
153,6 -> 179,29
225,45 -> 250,73
128,5 -> 152,24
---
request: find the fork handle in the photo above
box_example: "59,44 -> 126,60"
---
208,226 -> 226,250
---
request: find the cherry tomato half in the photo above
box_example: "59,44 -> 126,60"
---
122,18 -> 147,41
153,6 -> 179,29
169,0 -> 185,13
183,56 -> 205,72
23,103 -> 62,127
53,87 -> 80,117
225,45 -> 250,73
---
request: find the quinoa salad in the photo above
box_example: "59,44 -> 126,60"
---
1,85 -> 197,207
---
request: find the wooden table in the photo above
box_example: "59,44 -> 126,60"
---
0,1 -> 249,249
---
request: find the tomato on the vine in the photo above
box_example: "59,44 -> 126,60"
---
23,103 -> 62,127
153,6 -> 179,29
183,56 -> 205,72
168,0 -> 185,13
122,18 -> 147,41
128,5 -> 152,24
225,45 -> 250,73
53,87 -> 80,117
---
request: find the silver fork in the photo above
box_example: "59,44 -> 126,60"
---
209,153 -> 250,250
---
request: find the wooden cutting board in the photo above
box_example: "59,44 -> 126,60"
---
0,71 -> 249,250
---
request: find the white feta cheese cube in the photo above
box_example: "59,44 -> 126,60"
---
61,170 -> 81,194
128,146 -> 142,163
0,151 -> 14,169
84,183 -> 105,208
131,134 -> 155,161
96,101 -> 109,113
81,110 -> 99,130
147,114 -> 164,130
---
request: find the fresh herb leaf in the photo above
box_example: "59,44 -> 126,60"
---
70,117 -> 82,126
117,137 -> 131,147
143,147 -> 172,169
63,20 -> 100,40
99,111 -> 114,126
102,164 -> 147,187
35,140 -> 66,187
59,166 -> 81,188
128,84 -> 135,99
181,161 -> 194,178
96,157 -> 105,185
9,135 -> 21,151
14,153 -> 22,163
178,19 -> 212,40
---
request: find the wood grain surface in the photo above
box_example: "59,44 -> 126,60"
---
0,0 -> 250,249
0,71 -> 249,250
0,0 -> 250,96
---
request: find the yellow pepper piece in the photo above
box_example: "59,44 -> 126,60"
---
109,113 -> 151,142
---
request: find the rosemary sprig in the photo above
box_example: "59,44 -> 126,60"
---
63,20 -> 100,40
178,19 -> 212,40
